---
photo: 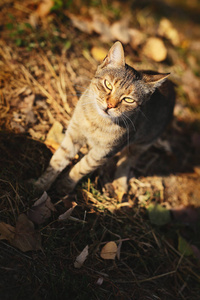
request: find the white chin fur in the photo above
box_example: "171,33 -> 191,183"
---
96,102 -> 109,118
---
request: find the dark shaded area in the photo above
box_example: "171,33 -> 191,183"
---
131,0 -> 200,24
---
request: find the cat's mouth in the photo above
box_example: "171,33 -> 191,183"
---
102,107 -> 119,118
96,100 -> 118,118
101,107 -> 110,116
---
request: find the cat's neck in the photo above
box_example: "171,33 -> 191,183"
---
81,86 -> 114,124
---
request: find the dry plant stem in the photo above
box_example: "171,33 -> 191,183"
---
40,53 -> 72,114
0,91 -> 10,117
0,179 -> 24,208
1,241 -> 32,260
114,270 -> 176,284
20,65 -> 70,124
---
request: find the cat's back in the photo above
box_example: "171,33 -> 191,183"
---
133,79 -> 175,145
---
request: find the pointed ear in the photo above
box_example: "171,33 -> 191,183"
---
102,41 -> 125,68
142,71 -> 170,88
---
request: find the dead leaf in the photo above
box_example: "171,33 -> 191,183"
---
74,245 -> 89,268
91,47 -> 107,62
142,37 -> 167,62
66,12 -> 93,34
129,28 -> 146,49
110,20 -> 130,44
27,192 -> 56,225
12,214 -> 42,252
96,277 -> 104,285
158,18 -> 180,46
147,203 -> 171,226
0,222 -> 15,242
66,10 -> 112,42
58,202 -> 77,221
36,0 -> 54,18
100,241 -> 117,260
45,121 -> 64,152
89,9 -> 112,42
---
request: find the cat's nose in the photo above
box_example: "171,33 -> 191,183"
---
107,98 -> 118,109
107,102 -> 114,109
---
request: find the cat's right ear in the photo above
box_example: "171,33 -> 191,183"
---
101,41 -> 125,68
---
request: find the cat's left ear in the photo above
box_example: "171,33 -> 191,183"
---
142,71 -> 170,89
102,41 -> 125,68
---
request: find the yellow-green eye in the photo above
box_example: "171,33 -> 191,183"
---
104,79 -> 112,90
123,97 -> 135,103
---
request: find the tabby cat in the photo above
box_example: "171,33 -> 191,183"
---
35,41 -> 175,195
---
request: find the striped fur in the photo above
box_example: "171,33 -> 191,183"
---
35,41 -> 175,193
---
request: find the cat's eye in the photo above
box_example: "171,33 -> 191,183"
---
123,97 -> 135,103
104,80 -> 112,91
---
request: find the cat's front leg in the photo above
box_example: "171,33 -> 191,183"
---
35,130 -> 84,191
58,148 -> 108,194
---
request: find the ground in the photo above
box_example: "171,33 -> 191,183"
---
0,1 -> 200,299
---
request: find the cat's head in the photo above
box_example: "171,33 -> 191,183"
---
92,41 -> 169,119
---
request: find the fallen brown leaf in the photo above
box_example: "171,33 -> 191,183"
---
36,0 -> 54,18
45,121 -> 64,152
158,18 -> 180,46
58,202 -> 77,221
100,241 -> 117,260
12,214 -> 42,252
0,222 -> 15,242
27,192 -> 56,225
142,37 -> 167,62
110,20 -> 130,44
91,47 -> 107,62
129,28 -> 146,49
74,245 -> 89,269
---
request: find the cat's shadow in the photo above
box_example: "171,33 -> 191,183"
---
0,116 -> 199,202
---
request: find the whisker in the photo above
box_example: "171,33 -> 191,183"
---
81,102 -> 95,106
138,107 -> 149,121
124,114 -> 136,132
121,114 -> 129,148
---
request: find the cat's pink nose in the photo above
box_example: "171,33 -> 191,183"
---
107,102 -> 114,109
107,99 -> 117,109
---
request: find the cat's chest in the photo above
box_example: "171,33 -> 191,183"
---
76,98 -> 126,148
83,115 -> 126,149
